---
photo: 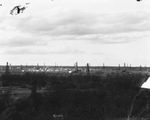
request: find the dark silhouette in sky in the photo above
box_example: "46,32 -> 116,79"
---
9,1 -> 54,15
10,5 -> 28,15
1,1 -> 54,15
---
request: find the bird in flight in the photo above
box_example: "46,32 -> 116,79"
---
10,5 -> 26,15
9,0 -> 53,15
10,3 -> 30,15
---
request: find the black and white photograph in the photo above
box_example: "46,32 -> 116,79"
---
0,0 -> 150,120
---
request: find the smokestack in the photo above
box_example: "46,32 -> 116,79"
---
5,62 -> 10,74
43,63 -> 46,71
103,63 -> 105,69
37,63 -> 39,70
86,63 -> 90,75
124,63 -> 126,67
118,64 -> 120,70
75,62 -> 78,71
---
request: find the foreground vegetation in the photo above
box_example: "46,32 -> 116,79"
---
0,72 -> 149,120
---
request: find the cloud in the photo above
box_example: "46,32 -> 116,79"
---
1,9 -> 150,47
6,10 -> 149,45
3,46 -> 84,55
14,11 -> 150,35
0,36 -> 47,47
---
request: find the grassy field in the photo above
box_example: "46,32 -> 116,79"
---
0,71 -> 149,120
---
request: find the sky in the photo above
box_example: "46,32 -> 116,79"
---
0,0 -> 150,66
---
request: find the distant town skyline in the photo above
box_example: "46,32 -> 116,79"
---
0,62 -> 149,67
0,0 -> 150,66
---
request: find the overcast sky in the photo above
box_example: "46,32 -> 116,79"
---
0,0 -> 150,66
